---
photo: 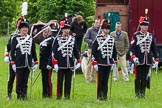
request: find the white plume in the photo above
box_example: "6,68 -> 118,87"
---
65,13 -> 68,17
145,8 -> 148,15
21,2 -> 28,16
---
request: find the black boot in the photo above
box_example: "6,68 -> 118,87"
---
64,93 -> 70,100
141,90 -> 145,99
6,93 -> 12,100
141,78 -> 147,99
17,94 -> 23,100
140,87 -> 146,99
135,80 -> 140,99
56,93 -> 62,100
7,85 -> 13,100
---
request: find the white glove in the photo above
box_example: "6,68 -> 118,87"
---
47,65 -> 52,70
133,57 -> 139,64
32,64 -> 38,72
12,64 -> 16,72
152,62 -> 159,68
111,64 -> 116,71
53,64 -> 59,72
75,63 -> 81,70
4,56 -> 10,63
93,64 -> 98,71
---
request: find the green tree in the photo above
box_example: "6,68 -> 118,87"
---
0,0 -> 22,35
27,0 -> 95,26
0,0 -> 95,35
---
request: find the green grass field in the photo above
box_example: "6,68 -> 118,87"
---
0,36 -> 162,108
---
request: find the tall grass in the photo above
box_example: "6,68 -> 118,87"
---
0,36 -> 162,108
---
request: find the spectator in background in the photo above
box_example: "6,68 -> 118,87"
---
110,22 -> 129,82
83,17 -> 101,83
71,15 -> 87,53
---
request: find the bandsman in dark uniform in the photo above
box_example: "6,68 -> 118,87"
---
4,32 -> 18,100
92,19 -> 117,100
10,18 -> 38,100
130,16 -> 159,99
52,20 -> 81,100
39,25 -> 54,98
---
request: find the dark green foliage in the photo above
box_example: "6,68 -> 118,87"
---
0,0 -> 95,35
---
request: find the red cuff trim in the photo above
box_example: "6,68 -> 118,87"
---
34,61 -> 39,64
131,55 -> 136,60
155,58 -> 160,62
52,59 -> 58,65
114,61 -> 118,64
92,61 -> 97,65
10,61 -> 15,65
5,53 -> 9,56
77,59 -> 81,63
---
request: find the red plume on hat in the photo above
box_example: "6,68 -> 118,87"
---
17,18 -> 22,28
139,16 -> 145,24
60,21 -> 65,28
60,20 -> 71,29
139,9 -> 149,25
100,19 -> 105,26
100,19 -> 111,29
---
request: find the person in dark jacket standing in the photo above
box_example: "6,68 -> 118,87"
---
130,16 -> 159,99
83,17 -> 101,83
71,15 -> 87,53
92,19 -> 117,100
10,19 -> 38,100
52,20 -> 81,100
39,26 -> 54,98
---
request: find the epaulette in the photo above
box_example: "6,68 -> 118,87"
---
56,35 -> 62,40
11,33 -> 18,37
133,31 -> 139,35
96,35 -> 103,38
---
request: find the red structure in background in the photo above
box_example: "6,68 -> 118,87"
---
96,0 -> 162,64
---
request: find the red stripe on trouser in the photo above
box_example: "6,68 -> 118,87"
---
96,72 -> 98,96
48,70 -> 52,97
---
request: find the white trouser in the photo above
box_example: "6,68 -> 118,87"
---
113,54 -> 129,80
81,49 -> 96,83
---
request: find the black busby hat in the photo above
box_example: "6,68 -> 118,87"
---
17,18 -> 29,29
139,16 -> 150,26
45,20 -> 59,32
101,19 -> 111,29
60,20 -> 71,29
41,25 -> 51,31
